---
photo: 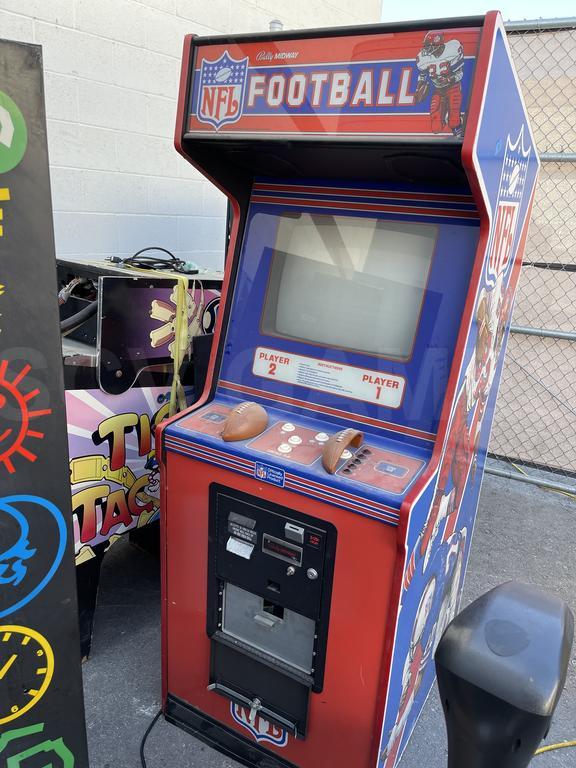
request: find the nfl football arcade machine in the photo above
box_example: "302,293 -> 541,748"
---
159,12 -> 540,768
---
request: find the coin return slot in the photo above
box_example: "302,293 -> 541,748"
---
267,580 -> 281,593
263,600 -> 284,620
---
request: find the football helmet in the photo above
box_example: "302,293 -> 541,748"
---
423,30 -> 445,55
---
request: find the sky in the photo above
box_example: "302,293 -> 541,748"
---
381,0 -> 575,23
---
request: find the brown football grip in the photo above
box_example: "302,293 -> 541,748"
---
221,401 -> 268,442
322,428 -> 363,474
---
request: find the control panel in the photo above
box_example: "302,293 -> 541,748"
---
178,400 -> 427,497
207,485 -> 337,737
180,402 -> 231,436
336,446 -> 425,494
249,421 -> 328,465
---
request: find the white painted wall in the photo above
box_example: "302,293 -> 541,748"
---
0,0 -> 382,269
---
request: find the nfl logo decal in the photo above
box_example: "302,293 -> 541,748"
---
230,702 -> 289,747
486,125 -> 531,287
197,51 -> 249,130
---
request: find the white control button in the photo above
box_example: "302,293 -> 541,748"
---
288,435 -> 302,445
278,443 -> 292,454
282,423 -> 296,432
342,449 -> 352,460
315,432 -> 329,442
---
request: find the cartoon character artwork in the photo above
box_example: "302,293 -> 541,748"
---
381,576 -> 437,768
415,31 -> 465,137
66,387 -> 185,563
143,451 -> 160,500
149,281 -> 220,359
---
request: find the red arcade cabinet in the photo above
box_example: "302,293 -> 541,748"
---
159,13 -> 539,768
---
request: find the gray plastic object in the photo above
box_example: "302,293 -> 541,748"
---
435,581 -> 573,768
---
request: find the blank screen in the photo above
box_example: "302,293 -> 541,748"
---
261,213 -> 437,358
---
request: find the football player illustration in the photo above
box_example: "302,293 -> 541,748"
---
415,31 -> 465,136
403,389 -> 473,589
434,529 -> 467,650
404,276 -> 514,590
381,576 -> 437,768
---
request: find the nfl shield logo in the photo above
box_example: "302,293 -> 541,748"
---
486,125 -> 531,287
230,703 -> 288,747
197,51 -> 249,130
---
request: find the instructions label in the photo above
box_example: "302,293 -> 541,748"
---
253,347 -> 405,408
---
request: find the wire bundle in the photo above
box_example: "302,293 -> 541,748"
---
110,247 -> 199,274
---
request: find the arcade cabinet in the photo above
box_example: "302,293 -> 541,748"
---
57,256 -> 222,656
159,12 -> 540,768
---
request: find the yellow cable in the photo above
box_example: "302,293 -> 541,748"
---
169,275 -> 190,417
509,461 -> 576,501
119,263 -> 190,417
535,740 -> 576,755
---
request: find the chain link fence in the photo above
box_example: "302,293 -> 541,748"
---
488,19 -> 576,491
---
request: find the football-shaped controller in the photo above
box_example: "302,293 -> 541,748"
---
322,428 -> 364,474
221,401 -> 268,442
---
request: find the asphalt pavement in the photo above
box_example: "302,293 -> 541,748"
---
82,471 -> 576,768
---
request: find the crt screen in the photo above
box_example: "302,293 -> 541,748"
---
261,212 -> 437,359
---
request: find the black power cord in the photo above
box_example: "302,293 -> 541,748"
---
140,708 -> 162,768
60,299 -> 98,335
109,247 -> 199,274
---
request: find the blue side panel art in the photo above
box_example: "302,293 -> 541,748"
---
377,22 -> 540,768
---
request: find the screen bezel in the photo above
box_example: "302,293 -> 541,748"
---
258,212 -> 439,364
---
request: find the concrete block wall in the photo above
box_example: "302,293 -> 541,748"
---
0,0 -> 382,269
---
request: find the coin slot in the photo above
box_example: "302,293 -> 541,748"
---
267,580 -> 281,593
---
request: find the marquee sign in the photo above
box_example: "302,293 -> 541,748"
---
187,28 -> 481,138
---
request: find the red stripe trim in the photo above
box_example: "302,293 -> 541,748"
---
165,438 -> 253,470
285,481 -> 399,523
166,435 -> 253,468
283,480 -> 398,524
188,113 -> 445,135
251,195 -> 479,219
253,183 -> 475,204
177,437 -> 400,517
284,471 -> 399,516
192,30 -> 481,68
166,436 -> 400,519
165,439 -> 399,526
168,442 -> 254,477
219,380 -> 436,442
